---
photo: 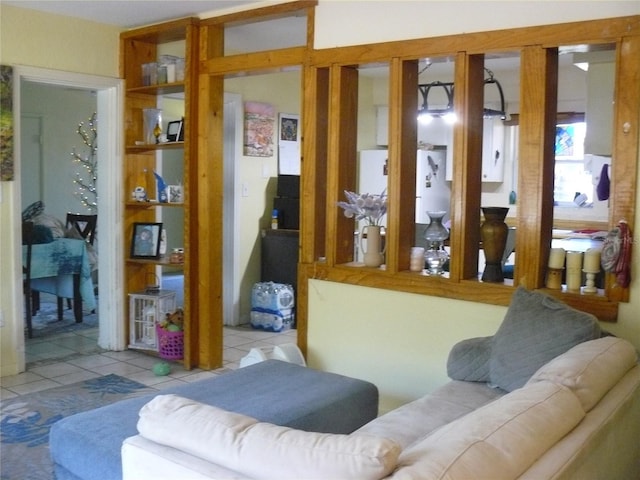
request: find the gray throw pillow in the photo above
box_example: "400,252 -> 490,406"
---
447,336 -> 493,382
489,287 -> 601,392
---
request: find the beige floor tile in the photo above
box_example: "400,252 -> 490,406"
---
153,379 -> 189,390
124,354 -> 164,369
10,379 -> 61,395
0,388 -> 19,400
180,370 -> 219,383
12,323 -> 296,397
125,370 -> 176,387
1,371 -> 45,388
53,370 -> 101,385
89,362 -> 146,376
67,354 -> 119,369
29,362 -> 87,378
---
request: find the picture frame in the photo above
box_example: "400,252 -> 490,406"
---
278,113 -> 301,175
166,119 -> 183,142
130,222 -> 163,259
166,184 -> 184,203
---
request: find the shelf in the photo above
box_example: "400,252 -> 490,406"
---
126,255 -> 185,267
127,82 -> 185,96
126,141 -> 184,153
125,201 -> 184,208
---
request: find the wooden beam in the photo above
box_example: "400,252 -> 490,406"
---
516,46 -> 558,289
386,58 -> 418,273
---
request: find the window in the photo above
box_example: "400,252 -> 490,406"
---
554,122 -> 593,206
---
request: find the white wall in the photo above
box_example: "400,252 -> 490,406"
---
309,1 -> 640,412
0,5 -> 120,376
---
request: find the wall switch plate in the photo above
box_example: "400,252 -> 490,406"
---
241,183 -> 249,197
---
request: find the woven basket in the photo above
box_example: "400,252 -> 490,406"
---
156,324 -> 184,360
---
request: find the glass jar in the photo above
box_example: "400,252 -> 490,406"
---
410,246 -> 425,272
169,248 -> 184,264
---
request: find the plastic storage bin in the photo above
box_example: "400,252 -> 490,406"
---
156,324 -> 184,360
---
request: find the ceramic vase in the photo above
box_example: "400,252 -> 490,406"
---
480,206 -> 509,282
360,225 -> 385,267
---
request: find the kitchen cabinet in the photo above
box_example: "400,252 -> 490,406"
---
375,105 -> 389,146
481,118 -> 505,182
441,118 -> 505,182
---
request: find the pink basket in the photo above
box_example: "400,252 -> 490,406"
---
156,324 -> 184,360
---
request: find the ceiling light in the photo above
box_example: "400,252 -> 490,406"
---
418,68 -> 506,120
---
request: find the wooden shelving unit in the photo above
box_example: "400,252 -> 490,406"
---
120,18 -> 199,368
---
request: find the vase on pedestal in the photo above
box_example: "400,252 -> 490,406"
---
423,211 -> 449,275
360,225 -> 385,267
480,206 -> 509,282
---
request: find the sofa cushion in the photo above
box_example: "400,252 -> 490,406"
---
489,287 -> 601,392
391,381 -> 585,480
137,394 -> 401,480
526,336 -> 638,412
447,336 -> 492,382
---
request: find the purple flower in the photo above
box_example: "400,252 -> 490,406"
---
337,190 -> 387,226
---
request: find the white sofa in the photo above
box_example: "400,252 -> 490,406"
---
122,335 -> 640,480
123,287 -> 640,480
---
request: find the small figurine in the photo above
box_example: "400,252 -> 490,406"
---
153,171 -> 168,203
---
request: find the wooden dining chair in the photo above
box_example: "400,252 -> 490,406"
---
60,213 -> 98,313
66,213 -> 97,245
22,221 -> 35,338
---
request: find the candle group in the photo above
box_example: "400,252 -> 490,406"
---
546,247 -> 602,291
548,248 -> 566,269
565,251 -> 583,291
583,248 -> 602,273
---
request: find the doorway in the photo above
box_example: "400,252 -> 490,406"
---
20,81 -> 99,363
12,66 -> 124,373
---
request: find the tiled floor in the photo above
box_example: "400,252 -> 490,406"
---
0,324 -> 297,400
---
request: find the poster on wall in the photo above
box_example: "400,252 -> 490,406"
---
243,101 -> 275,157
1,65 -> 14,181
278,113 -> 300,175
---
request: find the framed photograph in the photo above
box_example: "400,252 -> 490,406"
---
130,222 -> 163,259
166,119 -> 183,142
166,184 -> 184,203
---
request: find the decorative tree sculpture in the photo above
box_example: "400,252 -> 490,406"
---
71,112 -> 98,212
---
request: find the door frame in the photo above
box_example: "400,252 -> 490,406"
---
12,66 -> 125,370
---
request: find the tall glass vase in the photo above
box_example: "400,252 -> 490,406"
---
423,211 -> 449,275
143,108 -> 162,145
480,206 -> 509,282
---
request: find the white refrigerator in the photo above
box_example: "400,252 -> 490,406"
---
358,149 -> 451,225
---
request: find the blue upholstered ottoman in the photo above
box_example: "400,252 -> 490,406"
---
49,360 -> 378,480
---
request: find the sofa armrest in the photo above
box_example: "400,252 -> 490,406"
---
122,435 -> 249,480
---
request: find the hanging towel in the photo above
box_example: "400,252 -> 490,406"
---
596,163 -> 610,201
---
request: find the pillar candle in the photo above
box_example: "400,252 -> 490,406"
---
583,248 -> 601,272
566,251 -> 583,269
548,248 -> 566,269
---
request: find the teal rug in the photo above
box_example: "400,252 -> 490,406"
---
29,293 -> 98,339
1,374 -> 154,480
